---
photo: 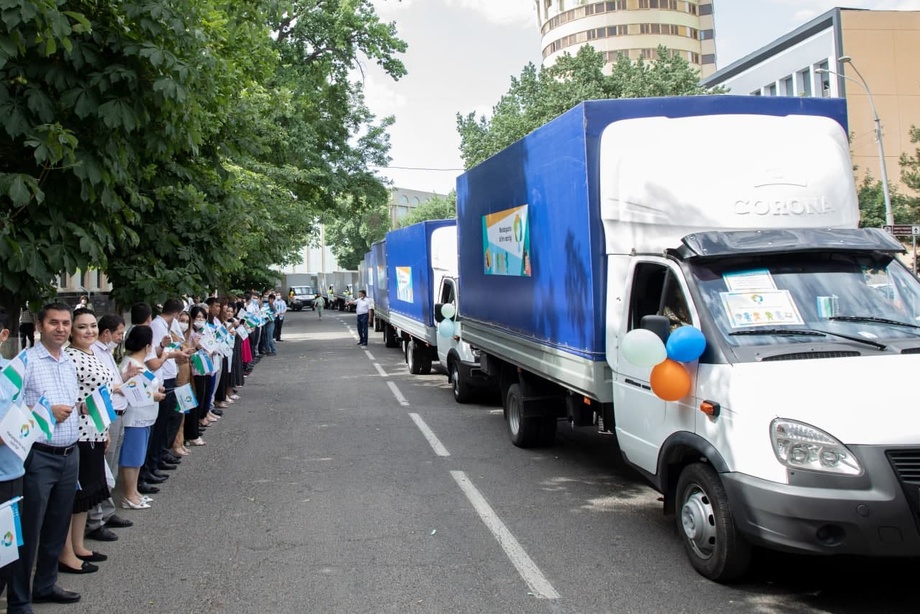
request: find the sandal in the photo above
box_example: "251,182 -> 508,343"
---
187,438 -> 207,446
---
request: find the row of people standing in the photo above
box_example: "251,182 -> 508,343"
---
0,291 -> 283,612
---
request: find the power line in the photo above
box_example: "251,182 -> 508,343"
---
370,164 -> 465,172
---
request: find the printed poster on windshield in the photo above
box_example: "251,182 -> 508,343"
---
482,205 -> 531,277
720,290 -> 804,328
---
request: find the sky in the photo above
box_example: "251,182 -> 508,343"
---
363,0 -> 920,195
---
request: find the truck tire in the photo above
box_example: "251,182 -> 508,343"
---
408,339 -> 424,375
450,361 -> 473,404
384,325 -> 399,348
675,463 -> 751,582
505,383 -> 543,448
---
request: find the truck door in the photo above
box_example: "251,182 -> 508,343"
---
614,260 -> 696,474
436,279 -> 457,365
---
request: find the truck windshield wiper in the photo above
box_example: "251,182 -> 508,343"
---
730,328 -> 824,337
731,327 -> 887,350
829,315 -> 920,330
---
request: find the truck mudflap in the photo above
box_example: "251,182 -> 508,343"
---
722,444 -> 920,557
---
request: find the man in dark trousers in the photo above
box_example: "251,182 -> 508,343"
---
347,290 -> 374,347
9,304 -> 82,611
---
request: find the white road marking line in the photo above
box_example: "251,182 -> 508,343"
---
373,363 -> 388,377
450,470 -> 560,600
386,381 -> 410,406
408,412 -> 450,457
364,350 -> 375,360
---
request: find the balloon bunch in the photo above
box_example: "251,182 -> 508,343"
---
621,326 -> 706,401
437,303 -> 457,337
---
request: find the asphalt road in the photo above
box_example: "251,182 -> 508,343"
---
26,310 -> 920,613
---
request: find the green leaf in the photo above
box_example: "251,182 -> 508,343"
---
8,174 -> 30,206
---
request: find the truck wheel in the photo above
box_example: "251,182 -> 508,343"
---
419,357 -> 432,375
505,383 -> 542,448
408,340 -> 424,375
675,463 -> 751,582
384,325 -> 399,348
450,362 -> 473,404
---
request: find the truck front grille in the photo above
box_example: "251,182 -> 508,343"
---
887,449 -> 920,533
761,351 -> 860,362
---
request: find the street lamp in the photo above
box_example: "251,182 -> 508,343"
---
816,56 -> 893,226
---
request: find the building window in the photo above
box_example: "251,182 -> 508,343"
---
412,197 -> 420,205
701,53 -> 715,65
782,75 -> 794,96
797,69 -> 812,97
699,2 -> 713,16
699,29 -> 713,41
765,83 -> 777,97
816,60 -> 830,97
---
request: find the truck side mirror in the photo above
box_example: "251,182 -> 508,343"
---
640,315 -> 670,344
434,303 -> 445,323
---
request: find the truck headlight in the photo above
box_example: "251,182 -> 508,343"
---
770,419 -> 863,476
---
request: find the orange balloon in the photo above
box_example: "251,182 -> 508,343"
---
650,359 -> 691,402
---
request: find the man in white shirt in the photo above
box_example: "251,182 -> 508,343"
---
347,290 -> 374,347
273,292 -> 288,342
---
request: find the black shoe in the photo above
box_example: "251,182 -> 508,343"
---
148,469 -> 170,479
33,586 -> 82,603
163,453 -> 182,464
157,463 -> 177,472
58,560 -> 98,575
76,551 -> 107,562
105,514 -> 133,529
142,473 -> 168,484
160,457 -> 180,466
211,408 -> 224,416
137,482 -> 161,494
85,526 -> 118,542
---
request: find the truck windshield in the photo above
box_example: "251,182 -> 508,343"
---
688,252 -> 920,349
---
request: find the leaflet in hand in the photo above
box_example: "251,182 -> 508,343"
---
123,371 -> 157,406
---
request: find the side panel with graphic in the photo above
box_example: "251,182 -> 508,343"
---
385,220 -> 456,327
482,205 -> 531,277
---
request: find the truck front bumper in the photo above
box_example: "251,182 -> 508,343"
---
456,359 -> 494,388
723,445 -> 920,557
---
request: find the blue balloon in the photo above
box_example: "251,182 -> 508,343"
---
666,326 -> 706,362
438,319 -> 456,338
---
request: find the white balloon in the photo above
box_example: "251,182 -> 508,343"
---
440,303 -> 456,319
621,329 -> 667,367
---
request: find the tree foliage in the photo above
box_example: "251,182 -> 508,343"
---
398,191 -> 456,227
0,0 -> 406,314
323,193 -> 390,271
456,45 -> 723,168
856,175 -> 916,228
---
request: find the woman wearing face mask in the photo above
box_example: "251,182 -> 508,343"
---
170,310 -> 194,458
184,305 -> 213,446
58,309 -> 117,574
119,325 -> 165,509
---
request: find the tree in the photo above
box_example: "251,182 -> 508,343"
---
0,1 -> 407,316
899,125 -> 920,196
398,191 -> 456,227
856,174 -> 915,228
456,45 -> 723,168
323,194 -> 390,270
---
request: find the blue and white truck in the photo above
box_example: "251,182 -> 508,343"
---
457,95 -> 920,581
380,220 -> 455,374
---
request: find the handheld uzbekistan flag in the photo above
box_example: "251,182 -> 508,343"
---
190,351 -> 213,376
84,385 -> 116,433
1,350 -> 28,400
30,396 -> 55,441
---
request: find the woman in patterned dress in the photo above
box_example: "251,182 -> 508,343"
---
58,308 -> 120,573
